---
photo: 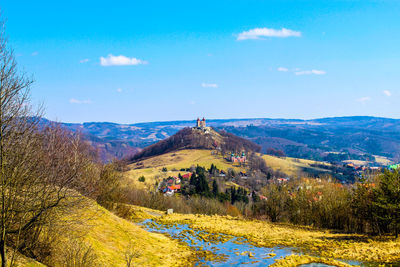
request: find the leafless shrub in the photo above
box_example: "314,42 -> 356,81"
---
124,241 -> 141,267
60,240 -> 98,267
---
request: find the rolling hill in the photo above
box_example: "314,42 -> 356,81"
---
124,126 -> 264,188
125,149 -> 246,189
20,196 -> 193,266
48,116 -> 400,163
262,155 -> 333,177
128,126 -> 260,162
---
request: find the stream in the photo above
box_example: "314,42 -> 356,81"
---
140,219 -> 360,266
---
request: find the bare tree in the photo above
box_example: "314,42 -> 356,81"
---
61,239 -> 98,267
124,241 -> 141,267
0,17 -> 95,266
0,16 -> 35,266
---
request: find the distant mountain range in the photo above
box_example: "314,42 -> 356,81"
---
45,116 -> 400,163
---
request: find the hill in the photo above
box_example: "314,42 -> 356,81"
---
66,199 -> 193,266
262,155 -> 333,177
53,116 -> 400,163
128,126 -> 260,162
125,149 -> 247,189
220,116 -> 400,163
18,197 -> 193,266
126,148 -> 351,190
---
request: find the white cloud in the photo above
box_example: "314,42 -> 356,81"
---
69,98 -> 92,104
295,69 -> 326,75
277,67 -> 289,72
383,90 -> 392,97
357,97 -> 371,103
31,51 -> 38,56
117,88 -> 123,93
237,27 -> 301,40
80,58 -> 89,63
201,83 -> 218,88
100,54 -> 147,66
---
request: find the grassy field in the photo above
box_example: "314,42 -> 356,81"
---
374,155 -> 393,165
157,213 -> 400,264
262,154 -> 332,177
343,156 -> 394,167
271,255 -> 352,267
125,149 -> 338,189
125,149 -> 245,189
46,198 -> 194,266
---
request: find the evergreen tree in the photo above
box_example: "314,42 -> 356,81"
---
230,187 -> 237,204
372,170 -> 400,237
212,179 -> 219,197
189,172 -> 197,194
195,171 -> 210,196
196,165 -> 205,176
190,172 -> 196,186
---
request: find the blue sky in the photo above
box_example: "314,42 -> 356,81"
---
2,0 -> 400,123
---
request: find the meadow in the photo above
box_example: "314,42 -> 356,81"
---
125,149 -> 245,189
156,213 -> 400,264
12,198 -> 194,267
124,148 -> 332,190
261,154 -> 332,177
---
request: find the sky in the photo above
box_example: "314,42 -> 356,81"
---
2,0 -> 400,123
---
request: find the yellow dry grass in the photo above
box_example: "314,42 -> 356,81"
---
157,213 -> 400,264
262,155 -> 331,177
270,255 -> 352,267
108,202 -> 164,222
125,149 -> 244,189
342,160 -> 370,166
57,198 -> 194,266
374,155 -> 393,165
7,248 -> 45,267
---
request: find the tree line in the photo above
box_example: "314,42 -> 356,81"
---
252,171 -> 400,237
0,19 -> 123,266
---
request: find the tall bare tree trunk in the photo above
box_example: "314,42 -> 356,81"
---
0,21 -> 6,267
0,239 -> 6,267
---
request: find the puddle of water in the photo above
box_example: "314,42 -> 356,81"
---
139,219 -> 371,266
140,219 -> 299,266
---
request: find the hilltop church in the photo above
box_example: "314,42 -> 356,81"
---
196,117 -> 206,128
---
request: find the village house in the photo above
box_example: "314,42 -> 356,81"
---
230,152 -> 247,163
182,172 -> 192,179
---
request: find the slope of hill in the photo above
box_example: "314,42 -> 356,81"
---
126,148 -> 345,190
220,119 -> 400,162
129,126 -> 260,162
70,200 -> 193,266
125,149 -> 246,189
262,155 -> 333,177
51,116 -> 400,162
29,197 -> 193,266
